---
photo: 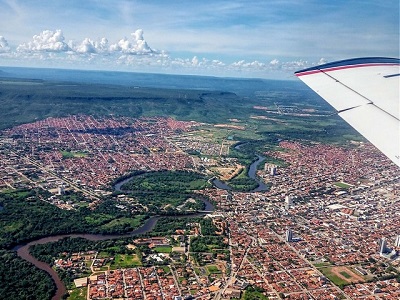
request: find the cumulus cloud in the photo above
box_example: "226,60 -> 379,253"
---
0,28 -> 324,78
231,60 -> 265,69
73,37 -> 109,54
17,29 -> 70,52
0,36 -> 11,52
109,29 -> 155,54
269,59 -> 279,65
14,28 -> 159,58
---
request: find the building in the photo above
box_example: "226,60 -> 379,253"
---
265,163 -> 277,176
286,229 -> 293,242
285,195 -> 293,210
58,184 -> 65,195
379,237 -> 387,254
270,165 -> 277,176
395,235 -> 400,248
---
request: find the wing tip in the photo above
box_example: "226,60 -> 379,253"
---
295,57 -> 400,76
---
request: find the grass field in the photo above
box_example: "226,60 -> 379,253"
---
154,246 -> 172,253
61,150 -> 87,159
319,266 -> 364,288
319,267 -> 349,287
67,287 -> 87,300
111,254 -> 141,269
206,265 -> 221,274
340,271 -> 352,279
334,182 -> 352,189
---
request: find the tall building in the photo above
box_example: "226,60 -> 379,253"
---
265,164 -> 277,176
395,235 -> 400,248
286,229 -> 293,242
379,237 -> 387,254
58,184 -> 65,196
270,165 -> 277,176
285,195 -> 293,210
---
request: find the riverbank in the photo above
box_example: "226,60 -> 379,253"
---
212,154 -> 270,192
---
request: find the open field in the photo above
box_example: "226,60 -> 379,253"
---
206,265 -> 221,274
154,246 -> 173,253
212,165 -> 243,181
319,266 -> 365,287
334,182 -> 353,189
111,254 -> 141,269
67,287 -> 87,300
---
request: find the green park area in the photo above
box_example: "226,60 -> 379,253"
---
67,287 -> 87,300
319,267 -> 350,288
61,150 -> 88,159
154,246 -> 173,253
206,265 -> 221,274
111,254 -> 142,269
334,182 -> 353,189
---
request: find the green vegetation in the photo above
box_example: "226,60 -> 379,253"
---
226,167 -> 258,192
121,170 -> 208,193
119,170 -> 210,213
67,287 -> 87,300
0,76 -> 358,147
206,265 -> 221,274
340,271 -> 352,279
61,150 -> 87,159
0,189 -> 146,249
150,217 -> 197,236
0,78 -> 250,130
154,246 -> 173,253
111,254 -> 141,268
334,182 -> 352,189
0,250 -> 55,300
191,235 -> 225,252
30,237 -> 139,287
319,267 -> 349,288
242,286 -> 268,300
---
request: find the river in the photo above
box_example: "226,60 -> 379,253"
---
14,178 -> 214,300
212,153 -> 270,192
14,149 -> 259,299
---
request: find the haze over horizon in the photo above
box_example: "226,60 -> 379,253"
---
0,0 -> 398,79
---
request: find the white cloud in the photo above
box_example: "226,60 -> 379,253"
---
0,36 -> 11,52
110,29 -> 155,54
17,29 -> 69,52
1,28 -> 325,79
73,38 -> 109,54
231,60 -> 265,69
270,59 -> 279,65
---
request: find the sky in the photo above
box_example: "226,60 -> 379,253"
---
0,0 -> 398,79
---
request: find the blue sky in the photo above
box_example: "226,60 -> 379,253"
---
0,0 -> 398,79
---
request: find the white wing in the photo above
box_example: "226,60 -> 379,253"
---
295,57 -> 400,167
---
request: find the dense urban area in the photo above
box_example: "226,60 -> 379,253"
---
0,112 -> 399,300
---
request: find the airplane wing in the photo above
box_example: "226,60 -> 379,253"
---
295,57 -> 400,167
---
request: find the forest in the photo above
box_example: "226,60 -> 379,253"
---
119,170 -> 210,213
0,189 -> 145,249
0,250 -> 55,300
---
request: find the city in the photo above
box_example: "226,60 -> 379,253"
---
0,114 -> 399,300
